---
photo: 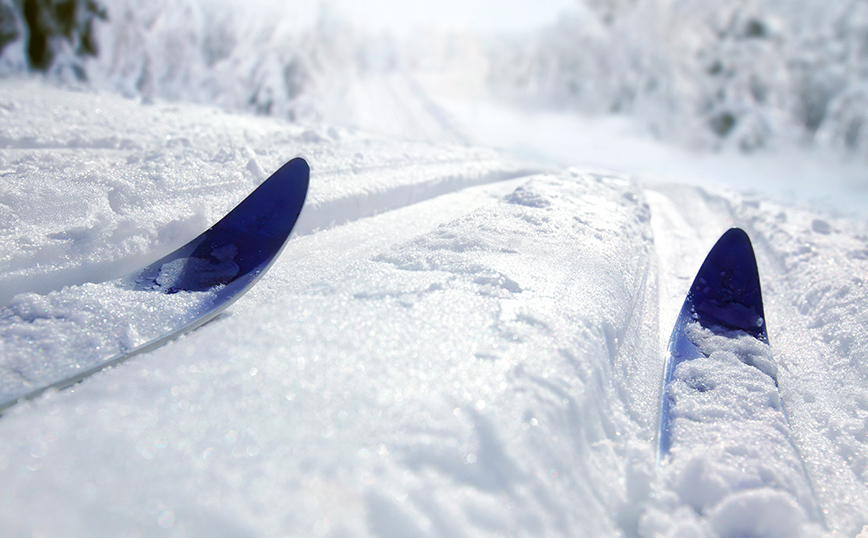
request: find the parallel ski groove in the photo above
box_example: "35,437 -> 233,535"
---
0,158 -> 310,413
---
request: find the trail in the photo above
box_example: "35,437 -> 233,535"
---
319,72 -> 470,146
0,79 -> 535,307
1,75 -> 867,537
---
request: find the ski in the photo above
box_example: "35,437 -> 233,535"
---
657,227 -> 768,456
655,227 -> 823,528
0,157 -> 310,412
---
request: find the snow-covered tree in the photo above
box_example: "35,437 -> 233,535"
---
0,0 -> 105,78
487,0 -> 868,157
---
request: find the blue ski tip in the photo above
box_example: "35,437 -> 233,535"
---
176,157 -> 309,292
685,227 -> 767,343
657,227 -> 767,458
133,157 -> 309,296
0,158 -> 310,415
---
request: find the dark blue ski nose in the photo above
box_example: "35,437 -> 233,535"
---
687,228 -> 767,342
181,157 -> 310,291
657,227 -> 769,458
134,157 -> 310,294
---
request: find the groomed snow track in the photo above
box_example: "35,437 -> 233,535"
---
0,78 -> 866,537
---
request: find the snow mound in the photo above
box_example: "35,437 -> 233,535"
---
0,78 -> 530,306
0,282 -> 216,402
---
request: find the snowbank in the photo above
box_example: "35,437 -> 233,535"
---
0,79 -> 528,305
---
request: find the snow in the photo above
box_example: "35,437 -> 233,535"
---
0,282 -> 217,404
1,77 -> 866,538
654,322 -> 822,536
481,0 -> 868,158
1,3 -> 868,534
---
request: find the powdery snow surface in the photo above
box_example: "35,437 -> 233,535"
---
0,283 -> 217,405
0,77 -> 867,538
0,80 -> 527,304
651,323 -> 822,538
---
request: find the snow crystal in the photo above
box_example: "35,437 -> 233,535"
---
0,281 -> 217,404
648,320 -> 823,535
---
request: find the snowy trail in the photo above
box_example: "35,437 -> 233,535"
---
0,79 -> 533,306
1,76 -> 867,537
0,168 -> 660,537
319,72 -> 470,146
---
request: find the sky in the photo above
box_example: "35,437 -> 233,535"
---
255,0 -> 578,34
330,0 -> 577,33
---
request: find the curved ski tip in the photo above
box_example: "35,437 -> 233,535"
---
133,156 -> 311,294
268,156 -> 310,213
687,227 -> 767,341
280,157 -> 310,186
211,156 -> 309,240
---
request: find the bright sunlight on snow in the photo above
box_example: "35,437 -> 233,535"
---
0,0 -> 867,537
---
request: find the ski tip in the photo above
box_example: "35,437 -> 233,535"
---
280,156 -> 311,187
216,156 -> 310,239
270,156 -> 310,212
134,157 -> 311,294
686,228 -> 767,341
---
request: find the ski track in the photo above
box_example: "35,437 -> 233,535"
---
1,76 -> 867,537
0,79 -> 537,307
646,183 -> 868,536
